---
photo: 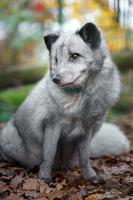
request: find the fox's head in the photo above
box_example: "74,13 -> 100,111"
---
44,23 -> 104,91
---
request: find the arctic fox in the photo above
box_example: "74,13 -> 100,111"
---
0,23 -> 130,182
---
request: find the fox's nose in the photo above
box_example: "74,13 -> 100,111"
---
52,75 -> 61,84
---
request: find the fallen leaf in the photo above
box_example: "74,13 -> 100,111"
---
56,182 -> 64,190
36,197 -> 48,200
10,175 -> 23,189
69,193 -> 83,200
0,181 -> 6,190
45,187 -> 53,194
23,190 -> 39,199
103,164 -> 131,176
23,178 -> 40,191
46,190 -> 64,200
39,181 -> 49,194
5,193 -> 22,200
85,193 -> 103,200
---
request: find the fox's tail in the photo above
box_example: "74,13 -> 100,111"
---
91,123 -> 130,158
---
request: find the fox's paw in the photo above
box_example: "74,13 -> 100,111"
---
39,174 -> 52,184
39,169 -> 52,183
87,174 -> 107,185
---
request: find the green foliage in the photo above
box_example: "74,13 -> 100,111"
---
0,84 -> 34,122
0,84 -> 34,108
107,109 -> 124,123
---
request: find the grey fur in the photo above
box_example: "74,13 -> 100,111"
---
0,23 -> 121,181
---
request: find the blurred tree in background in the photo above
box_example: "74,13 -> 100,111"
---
0,0 -> 61,68
69,0 -> 133,51
0,0 -> 133,69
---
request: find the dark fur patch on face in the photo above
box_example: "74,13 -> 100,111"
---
76,23 -> 101,49
44,34 -> 59,51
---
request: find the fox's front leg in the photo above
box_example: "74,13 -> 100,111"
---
78,132 -> 96,181
39,124 -> 61,182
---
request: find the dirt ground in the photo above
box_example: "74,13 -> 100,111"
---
0,111 -> 133,200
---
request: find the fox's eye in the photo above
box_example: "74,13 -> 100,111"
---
69,53 -> 80,61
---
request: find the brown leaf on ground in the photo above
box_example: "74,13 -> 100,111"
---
23,178 -> 40,191
10,175 -> 23,190
39,181 -> 49,194
45,190 -> 65,200
102,163 -> 131,176
5,193 -> 22,200
85,193 -> 103,200
36,197 -> 48,200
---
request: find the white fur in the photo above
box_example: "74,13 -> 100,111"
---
91,123 -> 130,158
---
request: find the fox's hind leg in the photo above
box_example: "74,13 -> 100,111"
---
0,120 -> 28,166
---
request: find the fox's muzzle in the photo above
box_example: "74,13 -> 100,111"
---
52,74 -> 61,84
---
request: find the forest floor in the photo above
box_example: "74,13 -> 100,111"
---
0,111 -> 133,200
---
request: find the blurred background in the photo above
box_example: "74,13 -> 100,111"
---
0,0 -> 133,124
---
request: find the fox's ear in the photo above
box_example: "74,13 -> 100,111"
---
77,23 -> 101,49
44,33 -> 59,51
